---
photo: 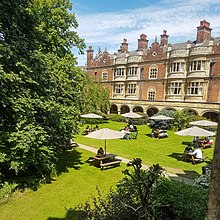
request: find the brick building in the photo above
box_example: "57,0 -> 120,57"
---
86,20 -> 220,121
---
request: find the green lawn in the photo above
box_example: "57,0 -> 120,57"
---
76,121 -> 214,177
0,121 -> 214,219
0,149 -> 127,220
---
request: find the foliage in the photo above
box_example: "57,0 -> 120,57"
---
0,0 -> 86,188
148,110 -> 175,130
0,182 -> 18,205
79,76 -> 110,114
153,179 -> 208,220
107,113 -> 149,125
73,159 -> 207,220
171,110 -> 192,131
193,170 -> 211,189
74,161 -> 165,220
107,114 -> 127,122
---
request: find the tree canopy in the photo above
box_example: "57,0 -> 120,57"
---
0,0 -> 86,187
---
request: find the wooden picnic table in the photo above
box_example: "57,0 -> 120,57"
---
92,154 -> 121,170
182,151 -> 207,164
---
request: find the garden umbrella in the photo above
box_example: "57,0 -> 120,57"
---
81,113 -> 103,128
175,126 -> 215,137
86,128 -> 124,154
149,115 -> 174,120
121,112 -> 142,118
81,113 -> 103,119
189,120 -> 218,127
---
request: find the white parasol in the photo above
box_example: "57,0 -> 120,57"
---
86,128 -> 124,154
189,120 -> 218,127
149,115 -> 174,120
121,112 -> 142,118
175,126 -> 215,137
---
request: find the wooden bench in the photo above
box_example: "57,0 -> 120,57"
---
193,156 -> 208,164
100,160 -> 122,170
201,143 -> 212,149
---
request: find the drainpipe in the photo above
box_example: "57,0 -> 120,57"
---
207,59 -> 215,103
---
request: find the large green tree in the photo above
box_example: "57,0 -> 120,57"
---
0,0 -> 86,187
79,76 -> 110,114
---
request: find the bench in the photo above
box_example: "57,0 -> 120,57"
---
193,156 -> 208,164
201,143 -> 212,149
100,160 -> 122,170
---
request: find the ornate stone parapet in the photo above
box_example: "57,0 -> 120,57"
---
170,49 -> 187,58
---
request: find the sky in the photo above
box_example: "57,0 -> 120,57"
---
71,0 -> 220,66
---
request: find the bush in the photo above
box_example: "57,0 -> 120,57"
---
153,179 -> 208,220
0,182 -> 18,204
107,114 -> 127,122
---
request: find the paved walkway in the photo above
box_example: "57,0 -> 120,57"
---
78,143 -> 194,184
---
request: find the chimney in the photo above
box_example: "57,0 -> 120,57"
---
118,45 -> 122,53
87,46 -> 94,66
121,38 -> 128,53
196,20 -> 212,44
160,30 -> 169,46
137,34 -> 148,50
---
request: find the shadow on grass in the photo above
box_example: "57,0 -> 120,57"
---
48,209 -> 81,220
167,152 -> 210,180
56,149 -> 84,175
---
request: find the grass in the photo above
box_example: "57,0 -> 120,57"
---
76,121 -> 214,178
0,120 -> 214,219
0,149 -> 127,220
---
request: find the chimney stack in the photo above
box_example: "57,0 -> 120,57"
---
196,20 -> 212,44
160,30 -> 169,46
87,46 -> 94,66
137,34 -> 148,50
121,38 -> 128,53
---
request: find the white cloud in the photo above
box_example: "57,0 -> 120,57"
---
73,0 -> 220,65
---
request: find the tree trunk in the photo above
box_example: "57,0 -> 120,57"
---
207,114 -> 220,219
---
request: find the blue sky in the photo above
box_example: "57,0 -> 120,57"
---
71,0 -> 220,66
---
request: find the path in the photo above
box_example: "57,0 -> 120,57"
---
78,143 -> 194,184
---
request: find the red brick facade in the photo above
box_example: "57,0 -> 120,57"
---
86,20 -> 220,120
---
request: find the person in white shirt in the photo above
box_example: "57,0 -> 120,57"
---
192,147 -> 203,159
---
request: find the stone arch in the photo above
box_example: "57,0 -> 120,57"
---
182,108 -> 198,116
133,106 -> 144,113
146,107 -> 159,117
110,104 -> 118,114
202,111 -> 219,122
120,105 -> 130,114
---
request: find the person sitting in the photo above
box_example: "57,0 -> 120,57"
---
83,126 -> 91,135
93,125 -> 99,131
206,136 -> 213,144
96,147 -> 104,157
192,146 -> 203,160
184,146 -> 193,153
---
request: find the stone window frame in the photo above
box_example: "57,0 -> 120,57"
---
102,69 -> 108,81
168,82 -> 182,95
149,64 -> 158,79
170,62 -> 184,73
115,67 -> 125,77
189,60 -> 205,71
128,66 -> 138,76
187,81 -> 203,95
147,87 -> 156,100
127,83 -> 136,95
114,83 -> 124,94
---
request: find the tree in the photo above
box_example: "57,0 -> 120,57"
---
0,0 -> 86,187
79,76 -> 110,114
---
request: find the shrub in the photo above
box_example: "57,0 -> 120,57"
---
0,182 -> 18,204
153,179 -> 208,220
107,114 -> 126,122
